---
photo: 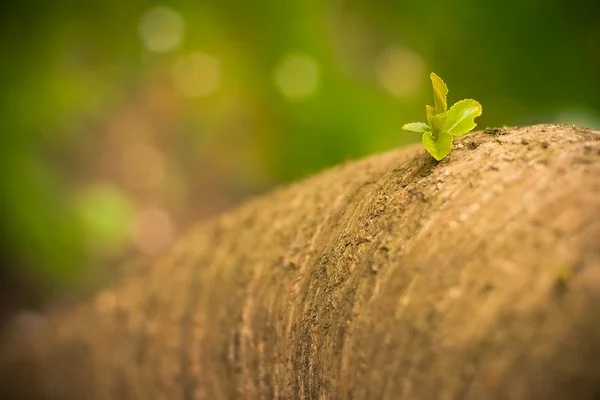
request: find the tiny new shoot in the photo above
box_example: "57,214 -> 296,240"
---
402,73 -> 482,161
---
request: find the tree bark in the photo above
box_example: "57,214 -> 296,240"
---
1,124 -> 600,399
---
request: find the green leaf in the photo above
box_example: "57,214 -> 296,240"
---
430,73 -> 448,114
426,105 -> 435,125
422,130 -> 453,161
443,99 -> 483,136
429,111 -> 447,136
402,122 -> 430,133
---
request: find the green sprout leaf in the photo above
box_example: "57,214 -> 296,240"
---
429,112 -> 447,135
401,122 -> 430,133
426,105 -> 435,125
430,73 -> 448,114
401,72 -> 482,161
422,130 -> 453,161
442,99 -> 483,136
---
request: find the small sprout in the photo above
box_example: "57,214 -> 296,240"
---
402,73 -> 482,161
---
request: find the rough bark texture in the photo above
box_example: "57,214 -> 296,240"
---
1,124 -> 600,400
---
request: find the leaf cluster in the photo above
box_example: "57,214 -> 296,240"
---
402,73 -> 482,160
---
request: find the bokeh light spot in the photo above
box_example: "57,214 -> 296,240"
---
130,206 -> 175,256
376,46 -> 425,98
172,52 -> 222,98
75,183 -> 133,254
123,142 -> 167,190
273,53 -> 320,101
138,6 -> 184,53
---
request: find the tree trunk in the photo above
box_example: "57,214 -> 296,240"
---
1,124 -> 600,400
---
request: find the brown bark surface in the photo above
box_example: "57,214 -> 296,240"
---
1,124 -> 600,399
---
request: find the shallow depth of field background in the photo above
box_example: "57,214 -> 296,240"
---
1,0 -> 599,295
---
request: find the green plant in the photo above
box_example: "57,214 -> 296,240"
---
402,73 -> 482,161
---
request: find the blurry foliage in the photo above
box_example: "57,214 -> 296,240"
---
0,0 -> 599,292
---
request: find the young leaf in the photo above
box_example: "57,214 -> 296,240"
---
430,73 -> 448,114
422,130 -> 453,161
426,105 -> 435,125
443,99 -> 483,136
429,111 -> 447,136
402,122 -> 430,133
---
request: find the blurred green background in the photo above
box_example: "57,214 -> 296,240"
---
1,0 -> 599,301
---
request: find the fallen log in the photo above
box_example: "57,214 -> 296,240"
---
1,124 -> 600,399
